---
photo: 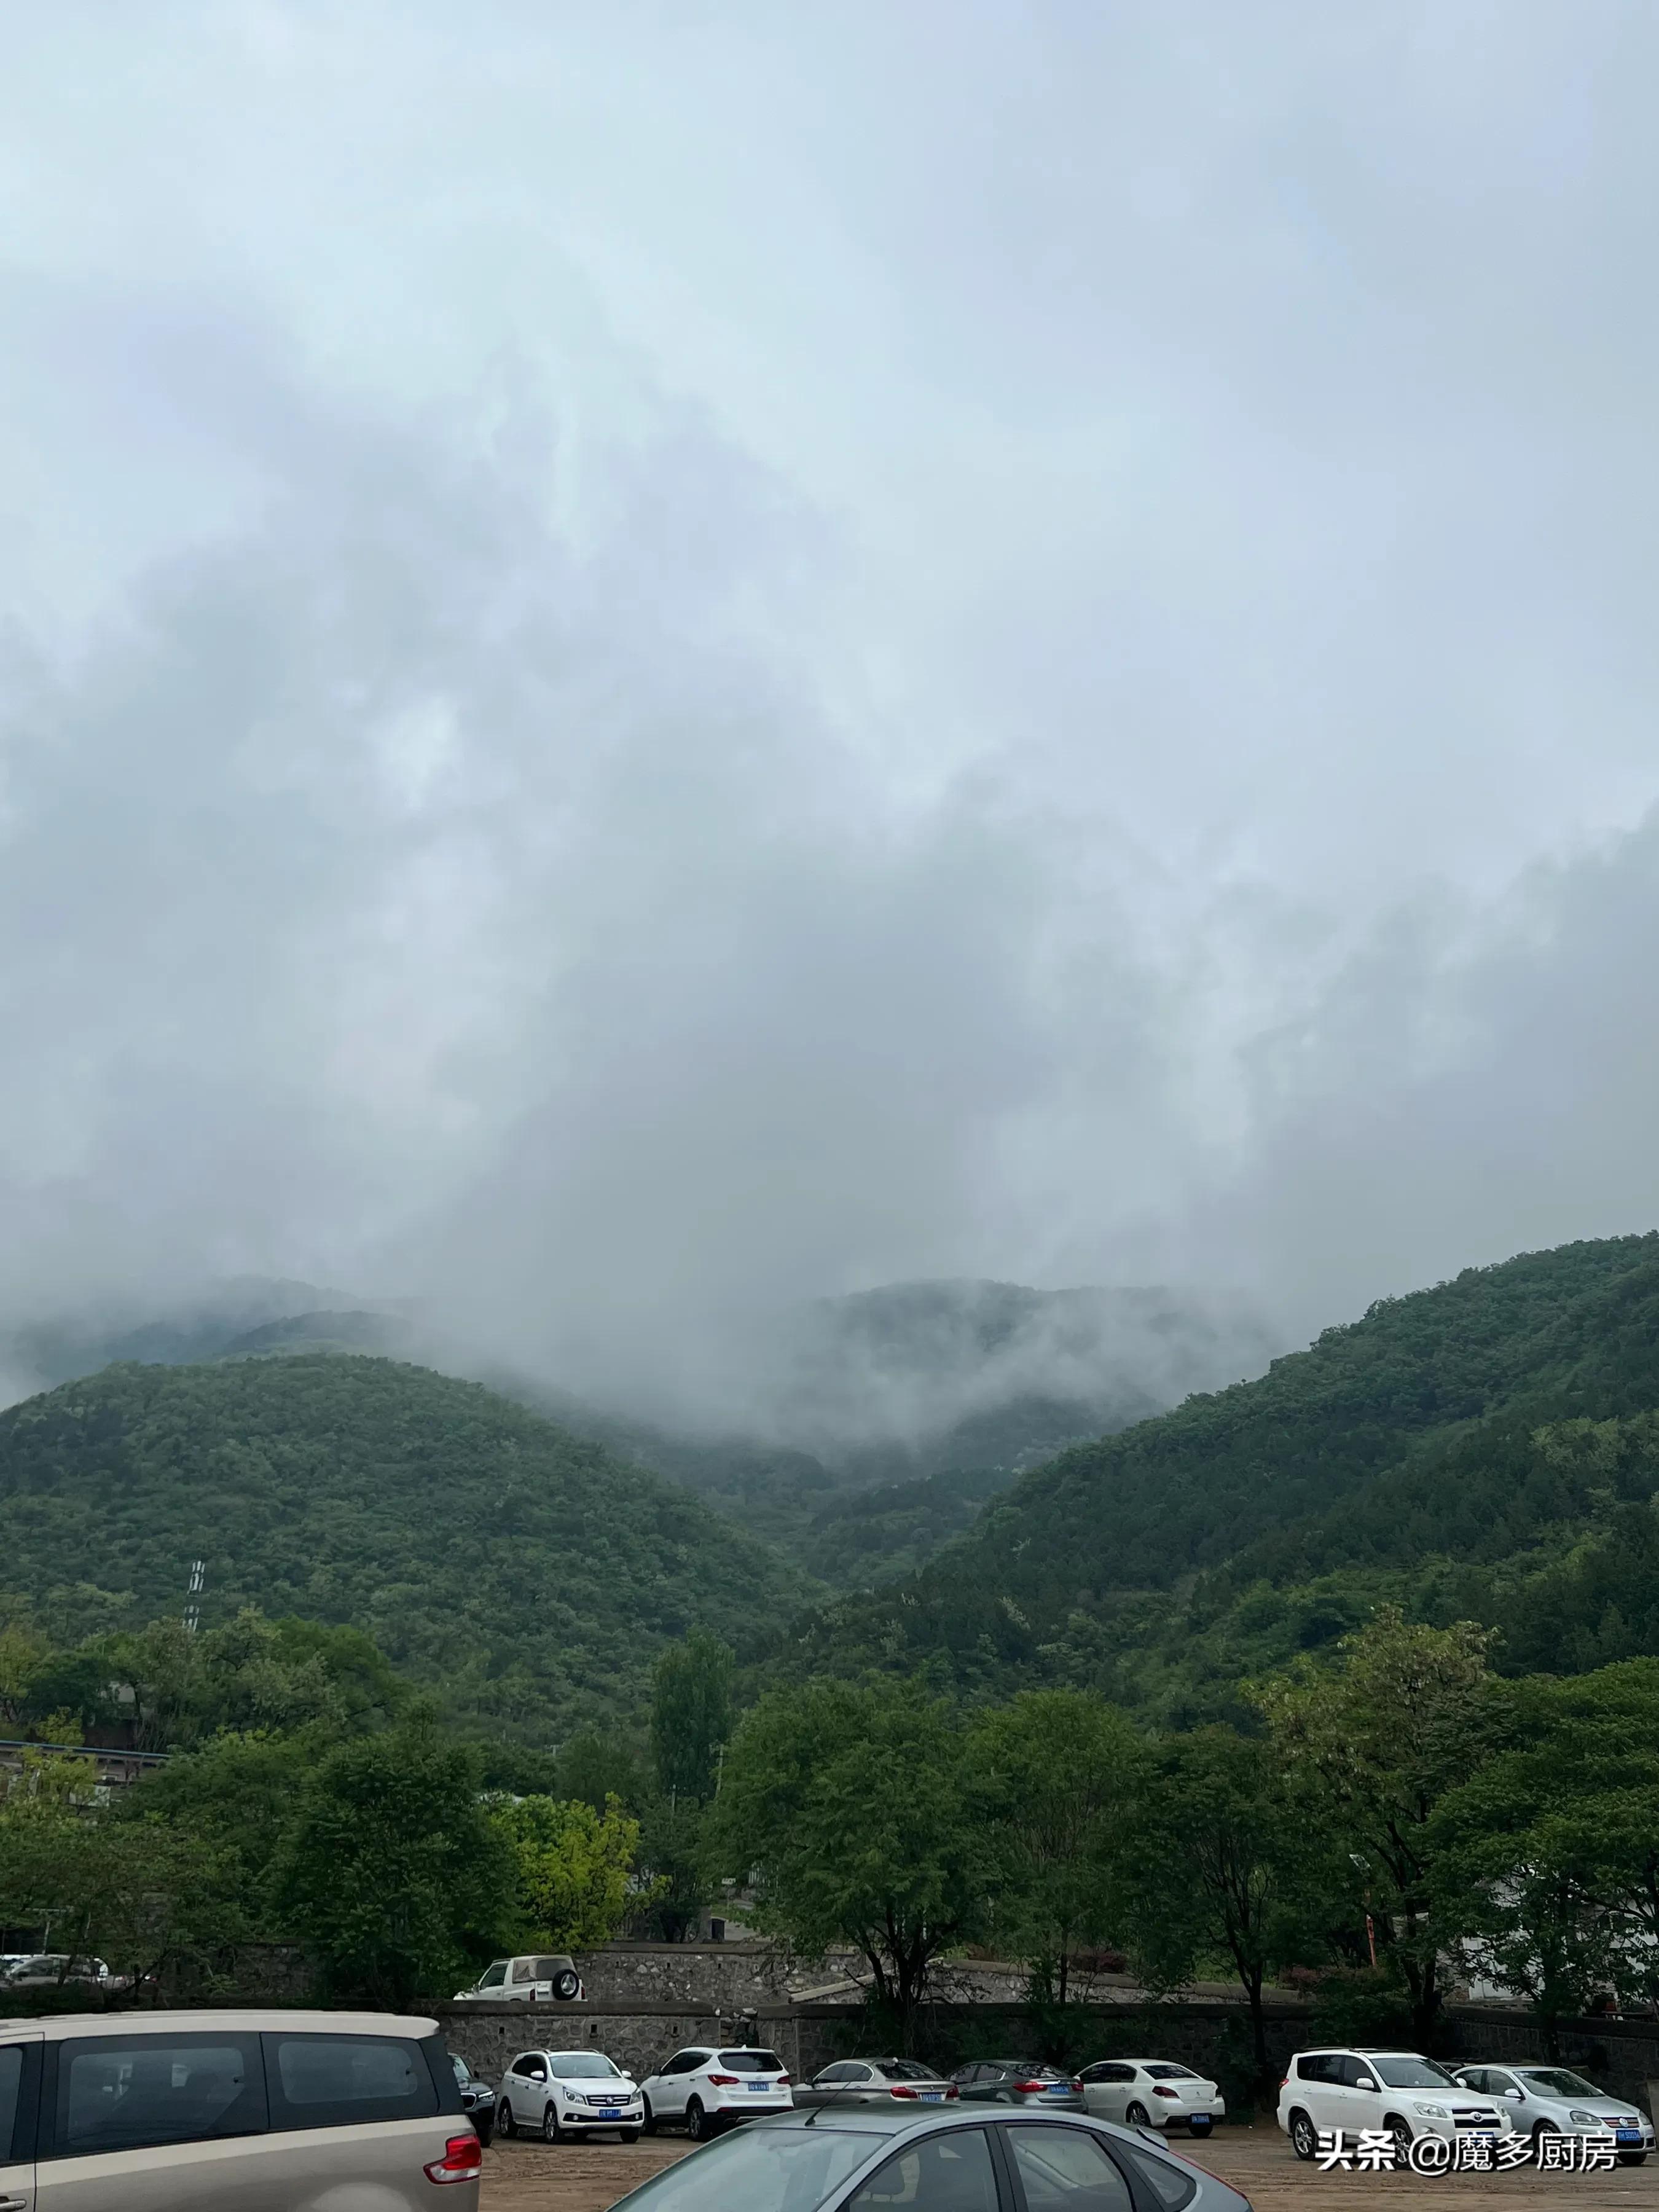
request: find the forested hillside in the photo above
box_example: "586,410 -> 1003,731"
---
797,1234 -> 1659,1714
0,1355 -> 807,1734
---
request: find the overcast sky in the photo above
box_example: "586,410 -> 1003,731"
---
3,2 -> 1658,1387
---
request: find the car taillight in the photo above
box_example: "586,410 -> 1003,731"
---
1279,2077 -> 1288,2090
1014,2079 -> 1047,2094
946,2084 -> 960,2100
1153,2086 -> 1180,2098
777,2075 -> 791,2086
1072,2080 -> 1084,2093
706,2074 -> 739,2087
890,2085 -> 920,2099
424,2133 -> 483,2184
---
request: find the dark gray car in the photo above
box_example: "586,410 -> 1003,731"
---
795,2058 -> 959,2111
952,2060 -> 1085,2111
604,2104 -> 1249,2211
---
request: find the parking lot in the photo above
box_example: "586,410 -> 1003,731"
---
479,2124 -> 1659,2211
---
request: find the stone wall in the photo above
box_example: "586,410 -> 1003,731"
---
1443,2009 -> 1659,2119
570,1942 -> 793,2012
436,2003 -> 726,2085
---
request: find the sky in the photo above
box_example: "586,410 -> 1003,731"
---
3,1 -> 1659,1400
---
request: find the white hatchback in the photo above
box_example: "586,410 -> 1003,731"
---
1078,2058 -> 1225,2134
495,2048 -> 643,2142
637,2044 -> 794,2141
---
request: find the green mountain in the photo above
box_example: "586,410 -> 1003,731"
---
0,1354 -> 809,1737
794,1233 -> 1659,1716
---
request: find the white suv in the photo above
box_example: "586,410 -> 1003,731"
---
637,2045 -> 794,2141
450,1953 -> 583,2004
1279,2048 -> 1510,2158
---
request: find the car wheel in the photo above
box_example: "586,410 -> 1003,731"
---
496,2100 -> 515,2139
621,2128 -> 641,2144
1385,2114 -> 1413,2159
1532,2120 -> 1558,2143
641,2096 -> 656,2136
1288,2109 -> 1317,2162
553,1969 -> 581,1999
686,2097 -> 709,2141
1126,2101 -> 1150,2127
542,2103 -> 563,2143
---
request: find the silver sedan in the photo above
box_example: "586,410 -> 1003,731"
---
794,2058 -> 959,2111
950,2060 -> 1084,2109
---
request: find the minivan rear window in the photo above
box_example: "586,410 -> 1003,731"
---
266,2033 -> 439,2130
720,2050 -> 785,2073
53,2033 -> 267,2157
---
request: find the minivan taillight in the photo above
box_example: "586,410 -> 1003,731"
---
424,2133 -> 483,2184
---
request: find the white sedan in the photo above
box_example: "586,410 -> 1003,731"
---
1453,2065 -> 1653,2164
494,2048 -> 643,2142
638,2044 -> 794,2141
1078,2059 -> 1225,2133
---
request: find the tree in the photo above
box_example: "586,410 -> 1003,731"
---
273,1711 -> 516,2007
713,1678 -> 987,2045
963,1690 -> 1142,2001
651,1631 -> 735,1806
1117,1727 -> 1346,2085
490,1793 -> 643,1949
1256,1606 -> 1500,2043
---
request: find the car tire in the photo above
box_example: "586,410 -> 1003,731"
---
553,1969 -> 581,1999
496,2100 -> 515,2139
641,2097 -> 656,2136
621,2129 -> 641,2144
1532,2121 -> 1558,2144
543,2104 -> 563,2143
1126,2101 -> 1150,2127
686,2097 -> 710,2141
1385,2114 -> 1413,2159
1288,2109 -> 1317,2162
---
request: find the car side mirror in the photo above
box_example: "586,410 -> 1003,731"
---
1508,2090 -> 1524,2101
1356,2079 -> 1378,2092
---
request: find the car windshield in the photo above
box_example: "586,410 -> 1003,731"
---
549,2054 -> 624,2079
1520,2070 -> 1604,2099
608,2126 -> 884,2212
720,2050 -> 785,2073
1143,2066 -> 1199,2081
1373,2057 -> 1456,2090
876,2061 -> 936,2081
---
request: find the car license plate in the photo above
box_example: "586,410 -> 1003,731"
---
921,2092 -> 943,2102
1190,2116 -> 1214,2134
598,2107 -> 621,2119
1618,2131 -> 1641,2145
748,2082 -> 772,2093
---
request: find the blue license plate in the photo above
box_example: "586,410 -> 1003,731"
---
921,2092 -> 943,2102
1190,2117 -> 1214,2134
598,2108 -> 621,2118
747,2082 -> 772,2093
1617,2132 -> 1641,2145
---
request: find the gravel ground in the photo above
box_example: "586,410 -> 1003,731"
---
480,2124 -> 1659,2212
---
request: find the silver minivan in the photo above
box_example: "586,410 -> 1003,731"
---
0,2007 -> 480,2209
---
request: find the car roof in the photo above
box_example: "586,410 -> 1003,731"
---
0,2008 -> 439,2044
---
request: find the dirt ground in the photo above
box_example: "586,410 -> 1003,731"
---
480,2123 -> 1659,2212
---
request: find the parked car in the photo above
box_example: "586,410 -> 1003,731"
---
794,2057 -> 959,2110
1278,2047 -> 1510,2158
0,2006 -> 479,2208
637,2045 -> 793,2140
1078,2058 -> 1225,2133
605,2104 -> 1252,2212
450,1951 -> 583,2003
1,1952 -> 122,1991
452,2050 -> 497,2144
950,2060 -> 1084,2110
1453,2063 -> 1654,2164
495,2046 -> 643,2141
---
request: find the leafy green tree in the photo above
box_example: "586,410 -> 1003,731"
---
963,1690 -> 1142,2001
651,1631 -> 734,1806
1257,1606 -> 1500,2042
1117,1727 -> 1346,2085
559,1729 -> 645,1813
631,1793 -> 714,1943
490,1792 -> 643,1948
713,1677 -> 987,2044
274,1711 -> 516,2007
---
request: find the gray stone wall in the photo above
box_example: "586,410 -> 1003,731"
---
570,1943 -> 794,2011
435,2003 -> 724,2085
1443,2009 -> 1659,2119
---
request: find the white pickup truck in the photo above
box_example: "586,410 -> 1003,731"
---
452,1951 -> 585,2002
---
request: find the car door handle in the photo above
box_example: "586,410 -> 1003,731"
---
0,2194 -> 28,2209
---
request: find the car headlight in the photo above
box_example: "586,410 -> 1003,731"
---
1569,2111 -> 1601,2126
1413,2103 -> 1448,2119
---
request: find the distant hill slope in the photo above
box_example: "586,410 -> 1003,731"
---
795,1234 -> 1659,1709
0,1355 -> 809,1735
